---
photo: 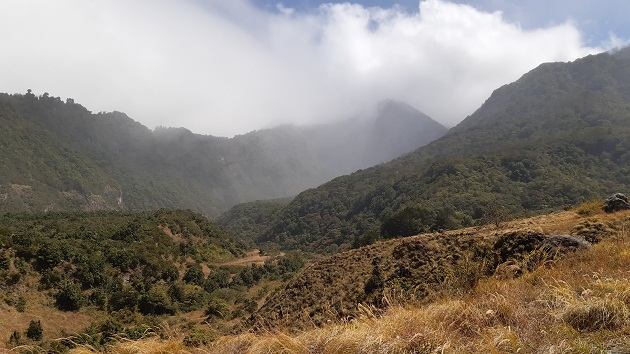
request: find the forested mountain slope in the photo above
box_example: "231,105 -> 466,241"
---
0,102 -> 122,212
0,93 -> 445,217
252,48 -> 630,253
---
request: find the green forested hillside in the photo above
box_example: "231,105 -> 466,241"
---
251,48 -> 630,253
0,101 -> 122,212
0,209 -> 310,346
0,94 -> 445,217
217,198 -> 293,245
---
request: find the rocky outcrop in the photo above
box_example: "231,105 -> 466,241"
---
539,235 -> 590,254
603,193 -> 630,213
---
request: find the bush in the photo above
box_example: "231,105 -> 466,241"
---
55,281 -> 86,311
183,328 -> 216,347
138,285 -> 176,315
183,263 -> 205,286
9,330 -> 21,346
205,298 -> 230,319
204,268 -> 230,292
574,200 -> 604,216
0,252 -> 9,270
168,282 -> 208,312
108,286 -> 139,312
26,320 -> 43,341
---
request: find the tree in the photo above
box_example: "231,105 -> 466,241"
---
183,263 -> 205,286
204,268 -> 230,292
55,281 -> 86,311
138,285 -> 175,315
482,205 -> 509,228
0,252 -> 9,270
26,320 -> 43,341
9,331 -> 21,346
380,207 -> 435,238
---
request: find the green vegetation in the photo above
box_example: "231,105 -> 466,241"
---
250,48 -> 630,253
0,94 -> 445,217
0,209 -> 307,348
0,210 -> 234,338
29,209 -> 629,353
26,320 -> 43,341
217,198 -> 292,245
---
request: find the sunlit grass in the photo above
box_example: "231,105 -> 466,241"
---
5,211 -> 630,353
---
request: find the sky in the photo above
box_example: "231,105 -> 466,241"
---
1,1 -> 628,137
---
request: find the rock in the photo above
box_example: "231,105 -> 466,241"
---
539,235 -> 590,255
603,193 -> 630,213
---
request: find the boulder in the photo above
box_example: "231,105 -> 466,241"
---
603,193 -> 630,213
539,235 -> 590,255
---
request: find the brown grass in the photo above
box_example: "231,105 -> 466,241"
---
216,250 -> 280,267
5,211 -> 630,353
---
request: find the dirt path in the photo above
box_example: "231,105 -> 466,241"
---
218,250 -> 284,267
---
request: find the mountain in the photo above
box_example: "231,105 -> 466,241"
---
0,94 -> 446,217
0,101 -> 122,211
247,48 -> 630,253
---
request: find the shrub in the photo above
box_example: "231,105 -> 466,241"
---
0,252 -> 9,270
16,296 -> 26,312
183,328 -> 216,347
138,285 -> 176,315
574,200 -> 604,216
205,298 -> 230,319
9,330 -> 21,346
55,281 -> 86,311
204,267 -> 230,292
168,282 -> 208,312
26,320 -> 43,341
108,286 -> 139,312
183,263 -> 205,286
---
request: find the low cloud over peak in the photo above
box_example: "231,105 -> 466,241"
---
0,0 -> 615,136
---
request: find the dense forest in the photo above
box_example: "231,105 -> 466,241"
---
0,94 -> 445,217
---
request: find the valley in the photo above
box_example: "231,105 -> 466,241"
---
1,48 -> 630,352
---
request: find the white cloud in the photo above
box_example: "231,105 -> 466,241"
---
0,0 -> 607,136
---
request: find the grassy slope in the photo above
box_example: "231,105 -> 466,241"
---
3,206 -> 630,353
6,206 -> 629,353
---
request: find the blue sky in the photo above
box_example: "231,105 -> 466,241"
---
254,0 -> 628,46
1,0 -> 627,136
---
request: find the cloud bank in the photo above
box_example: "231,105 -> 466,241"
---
0,0 -> 613,136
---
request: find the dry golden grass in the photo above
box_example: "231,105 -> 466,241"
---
574,200 -> 606,216
5,210 -> 630,353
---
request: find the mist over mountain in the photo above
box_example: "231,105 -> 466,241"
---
243,48 -> 630,253
0,94 -> 445,217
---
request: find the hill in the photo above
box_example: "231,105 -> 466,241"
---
248,48 -> 630,253
12,202 -> 630,353
250,202 -> 619,330
217,198 -> 293,245
204,208 -> 630,353
0,94 -> 446,217
0,209 -> 247,340
0,102 -> 122,212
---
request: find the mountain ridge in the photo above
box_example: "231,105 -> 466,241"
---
0,94 -> 446,216
246,48 -> 630,253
